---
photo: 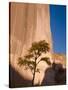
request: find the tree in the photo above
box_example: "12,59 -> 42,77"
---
18,40 -> 51,86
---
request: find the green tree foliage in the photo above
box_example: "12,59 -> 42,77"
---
18,40 -> 51,86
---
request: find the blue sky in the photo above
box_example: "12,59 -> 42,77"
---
50,5 -> 66,54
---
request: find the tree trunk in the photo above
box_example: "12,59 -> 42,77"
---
32,68 -> 36,86
32,58 -> 37,86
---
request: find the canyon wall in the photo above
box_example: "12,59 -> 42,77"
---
9,3 -> 53,85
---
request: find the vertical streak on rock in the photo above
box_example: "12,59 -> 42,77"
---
10,3 -> 53,85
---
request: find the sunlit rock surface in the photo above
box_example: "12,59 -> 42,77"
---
52,53 -> 66,68
9,3 -> 65,86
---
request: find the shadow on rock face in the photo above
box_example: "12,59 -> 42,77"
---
55,65 -> 66,85
9,65 -> 32,88
41,63 -> 66,86
9,63 -> 66,88
41,67 -> 56,86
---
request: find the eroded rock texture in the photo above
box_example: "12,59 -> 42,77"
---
9,3 -> 53,86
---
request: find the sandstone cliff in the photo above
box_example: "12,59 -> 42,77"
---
9,3 -> 66,87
